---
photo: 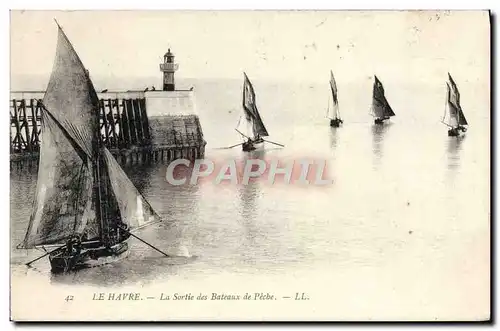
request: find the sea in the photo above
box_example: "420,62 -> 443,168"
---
9,76 -> 490,321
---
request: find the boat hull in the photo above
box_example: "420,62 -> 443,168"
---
49,240 -> 129,274
242,138 -> 265,152
448,126 -> 467,137
330,118 -> 343,127
374,117 -> 390,125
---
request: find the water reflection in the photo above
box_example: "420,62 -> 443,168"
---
236,150 -> 265,266
133,162 -> 200,257
10,168 -> 38,249
238,181 -> 260,237
10,158 -> 39,175
371,123 -> 392,167
237,150 -> 265,225
329,127 -> 339,150
446,135 -> 466,172
126,162 -> 200,221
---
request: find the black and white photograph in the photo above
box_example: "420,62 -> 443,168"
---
8,9 -> 491,321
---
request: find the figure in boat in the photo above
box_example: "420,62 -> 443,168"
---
236,72 -> 269,152
370,75 -> 395,125
442,73 -> 468,137
242,134 -> 264,152
327,70 -> 343,127
18,21 -> 162,274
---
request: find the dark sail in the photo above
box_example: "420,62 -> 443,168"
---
328,70 -> 341,119
371,75 -> 395,118
241,72 -> 269,138
21,24 -> 100,248
21,22 -> 163,249
447,73 -> 468,126
330,70 -> 339,106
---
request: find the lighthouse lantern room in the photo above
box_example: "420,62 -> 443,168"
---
160,48 -> 179,91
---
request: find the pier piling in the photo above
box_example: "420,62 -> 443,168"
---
10,91 -> 206,170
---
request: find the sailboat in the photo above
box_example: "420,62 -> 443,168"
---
17,22 -> 163,274
236,73 -> 270,152
327,70 -> 343,127
442,73 -> 468,137
370,75 -> 396,124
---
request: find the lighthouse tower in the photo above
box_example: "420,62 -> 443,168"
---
160,48 -> 178,91
145,47 -> 205,161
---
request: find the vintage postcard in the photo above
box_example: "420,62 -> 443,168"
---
9,10 -> 491,321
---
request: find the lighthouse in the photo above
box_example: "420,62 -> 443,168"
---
160,48 -> 179,91
146,47 -> 206,160
10,30 -> 206,166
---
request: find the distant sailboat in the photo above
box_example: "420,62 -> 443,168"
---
18,22 -> 163,273
370,75 -> 396,124
327,70 -> 343,127
236,72 -> 270,152
442,73 -> 468,137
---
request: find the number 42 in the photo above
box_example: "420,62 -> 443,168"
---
65,295 -> 74,302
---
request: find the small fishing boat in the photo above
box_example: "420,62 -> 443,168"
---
18,21 -> 163,274
442,73 -> 468,137
370,75 -> 396,124
236,73 -> 270,152
327,70 -> 343,127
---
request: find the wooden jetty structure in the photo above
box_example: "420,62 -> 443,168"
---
10,49 -> 206,169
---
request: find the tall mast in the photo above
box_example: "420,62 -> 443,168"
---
93,145 -> 105,244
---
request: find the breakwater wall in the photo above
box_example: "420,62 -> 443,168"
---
10,90 -> 206,169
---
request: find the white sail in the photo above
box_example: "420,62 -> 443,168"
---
442,82 -> 459,127
327,92 -> 341,120
102,148 -> 162,230
235,115 -> 253,139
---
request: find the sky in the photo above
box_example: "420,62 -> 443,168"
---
10,10 -> 490,86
